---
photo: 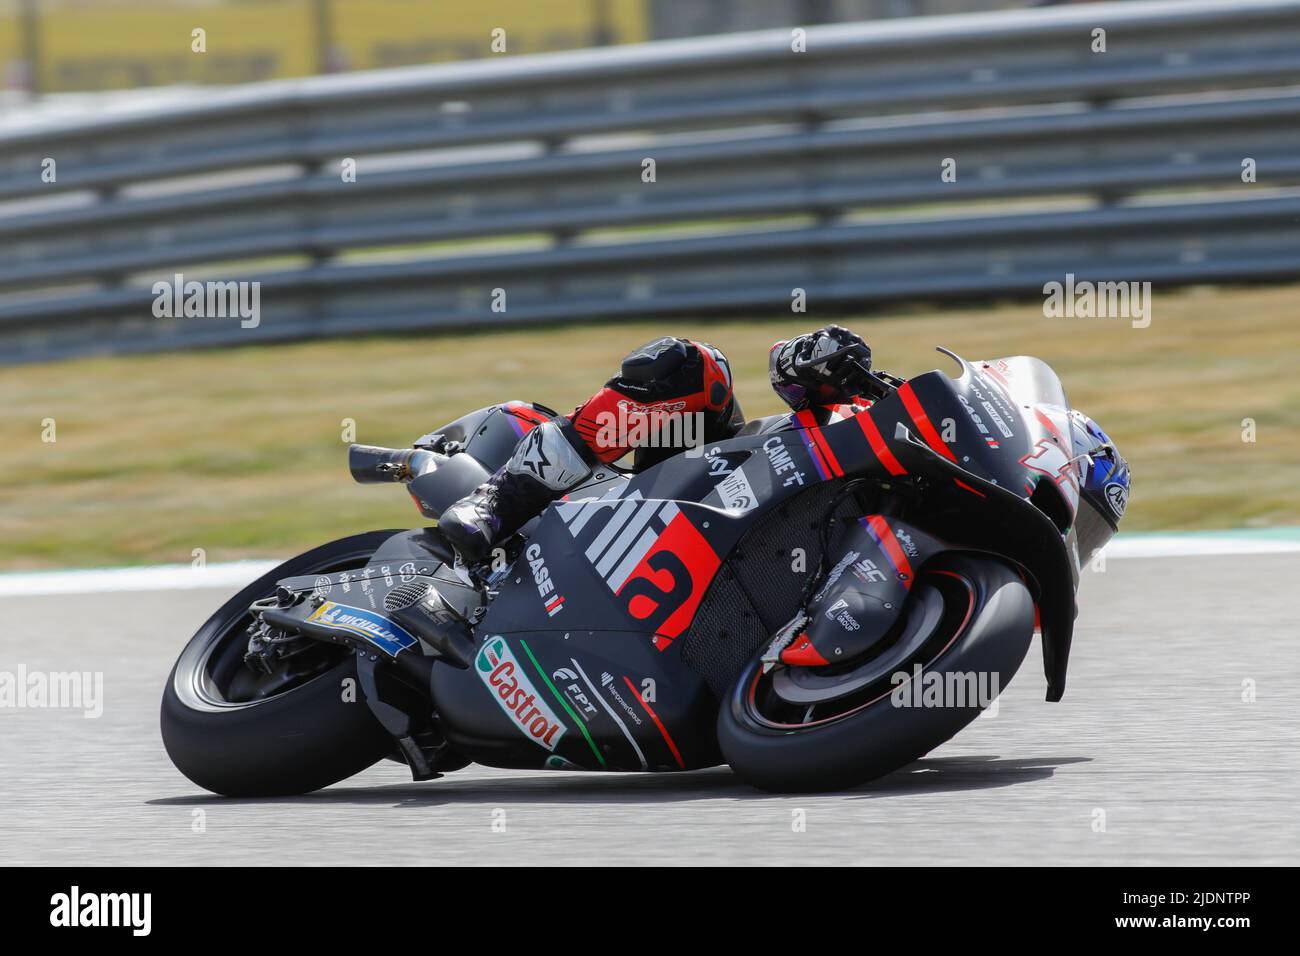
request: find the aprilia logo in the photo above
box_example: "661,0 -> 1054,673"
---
557,490 -> 679,593
556,487 -> 719,649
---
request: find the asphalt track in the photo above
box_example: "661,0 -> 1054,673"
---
3,552 -> 1297,866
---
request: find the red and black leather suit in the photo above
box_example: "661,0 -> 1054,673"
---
438,327 -> 876,563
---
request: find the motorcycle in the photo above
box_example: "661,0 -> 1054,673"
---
161,347 -> 1129,794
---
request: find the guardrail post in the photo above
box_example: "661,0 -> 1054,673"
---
95,183 -> 127,288
312,0 -> 346,74
1086,92 -> 1124,208
17,0 -> 42,100
298,155 -> 336,267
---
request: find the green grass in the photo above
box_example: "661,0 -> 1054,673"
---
2,282 -> 1298,570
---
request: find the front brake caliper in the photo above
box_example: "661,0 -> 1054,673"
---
243,591 -> 306,673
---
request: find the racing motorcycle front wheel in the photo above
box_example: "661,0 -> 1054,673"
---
717,553 -> 1035,793
161,531 -> 404,797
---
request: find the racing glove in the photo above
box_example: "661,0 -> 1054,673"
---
769,325 -> 873,411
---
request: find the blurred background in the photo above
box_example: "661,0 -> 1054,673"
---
1,0 -> 1297,570
1,1 -> 1092,98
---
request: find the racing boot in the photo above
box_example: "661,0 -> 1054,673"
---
438,418 -> 593,565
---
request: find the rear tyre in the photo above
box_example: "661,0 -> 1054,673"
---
717,553 -> 1034,793
161,531 -> 403,797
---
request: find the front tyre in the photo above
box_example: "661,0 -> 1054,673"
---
718,553 -> 1034,793
161,531 -> 403,797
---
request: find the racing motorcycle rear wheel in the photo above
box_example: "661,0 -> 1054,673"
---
717,553 -> 1034,793
161,531 -> 404,797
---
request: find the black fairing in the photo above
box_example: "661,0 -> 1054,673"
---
272,354 -> 1084,775
888,426 -> 1076,701
472,360 -> 1079,717
883,360 -> 1081,701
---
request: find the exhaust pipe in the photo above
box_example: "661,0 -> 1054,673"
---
348,444 -> 435,484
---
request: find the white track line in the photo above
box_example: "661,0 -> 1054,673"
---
0,561 -> 278,597
1104,536 -> 1300,558
1,534 -> 1298,597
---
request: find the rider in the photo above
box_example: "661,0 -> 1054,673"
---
438,325 -> 883,564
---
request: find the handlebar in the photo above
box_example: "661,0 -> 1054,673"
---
792,344 -> 896,401
791,342 -> 864,374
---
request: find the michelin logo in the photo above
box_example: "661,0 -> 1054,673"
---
307,602 -> 418,656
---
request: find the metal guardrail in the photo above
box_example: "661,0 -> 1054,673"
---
1,0 -> 1299,363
